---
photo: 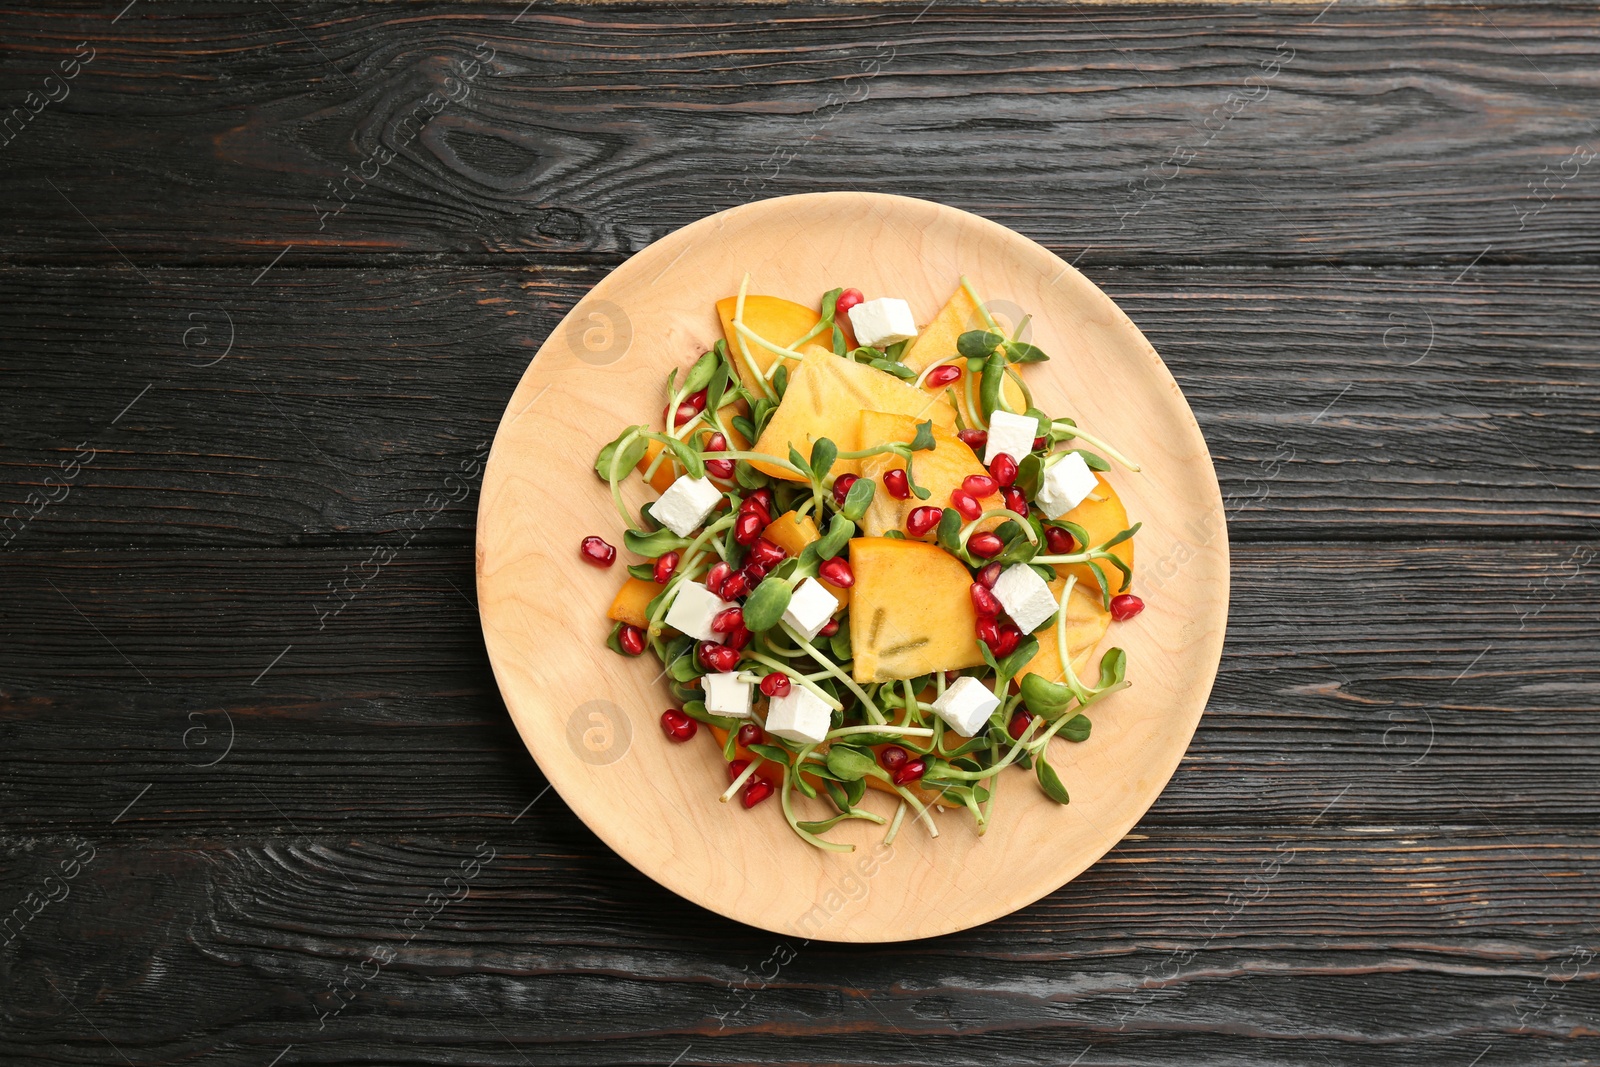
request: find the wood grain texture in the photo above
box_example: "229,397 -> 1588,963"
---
1,265 -> 1595,546
1,4 -> 1598,266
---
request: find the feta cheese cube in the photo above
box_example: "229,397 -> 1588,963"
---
847,297 -> 919,348
664,580 -> 733,642
649,474 -> 722,537
1035,451 -> 1099,519
931,676 -> 1000,737
765,685 -> 832,745
702,672 -> 753,719
984,409 -> 1040,464
991,563 -> 1059,634
781,577 -> 839,641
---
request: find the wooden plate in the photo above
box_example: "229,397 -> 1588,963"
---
477,192 -> 1228,943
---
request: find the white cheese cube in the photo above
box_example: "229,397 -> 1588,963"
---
991,563 -> 1059,634
984,410 -> 1040,464
649,474 -> 722,537
781,577 -> 839,641
1035,451 -> 1099,519
931,676 -> 1000,737
664,580 -> 733,642
702,672 -> 753,719
847,297 -> 919,348
765,685 -> 832,745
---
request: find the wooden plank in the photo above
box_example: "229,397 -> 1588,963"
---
2,540 -> 1594,834
1,265 -> 1595,546
1,5 -> 1598,265
2,825 -> 1597,1065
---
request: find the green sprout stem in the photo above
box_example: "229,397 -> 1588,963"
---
1051,419 -> 1141,472
780,622 -> 884,724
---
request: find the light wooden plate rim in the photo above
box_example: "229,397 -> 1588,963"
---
477,191 -> 1229,943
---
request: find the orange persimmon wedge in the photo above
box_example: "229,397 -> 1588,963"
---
606,577 -> 659,629
716,294 -> 822,395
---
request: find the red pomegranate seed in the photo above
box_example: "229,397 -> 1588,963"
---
994,624 -> 1022,658
746,488 -> 775,514
705,432 -> 727,452
741,776 -> 776,808
742,561 -> 768,583
720,571 -> 750,600
976,617 -> 1000,647
835,288 -> 865,317
728,625 -> 753,650
1008,708 -> 1035,740
906,506 -> 943,538
878,745 -> 909,773
710,606 -> 744,633
818,618 -> 840,638
580,536 -> 616,567
698,641 -> 740,673
949,488 -> 982,521
957,429 -> 988,452
670,390 -> 708,427
970,582 -> 1001,617
737,723 -> 764,748
617,624 -> 645,656
734,511 -> 765,545
759,673 -> 791,697
892,758 -> 926,786
831,473 -> 859,508
1045,526 -> 1075,554
943,670 -> 961,685
660,709 -> 697,742
882,468 -> 911,500
968,532 -> 1004,558
1110,594 -> 1146,621
818,557 -> 854,588
988,453 -> 1018,487
927,365 -> 962,388
705,457 -> 735,480
1032,435 -> 1047,451
962,474 -> 998,499
975,562 -> 1002,588
728,757 -> 750,782
704,561 -> 732,596
1002,486 -> 1029,516
653,550 -> 680,584
747,538 -> 786,567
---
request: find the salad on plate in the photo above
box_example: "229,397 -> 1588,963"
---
584,276 -> 1143,852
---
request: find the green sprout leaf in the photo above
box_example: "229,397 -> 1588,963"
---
815,514 -> 854,560
1036,754 -> 1071,803
809,438 -> 838,483
741,577 -> 794,632
683,348 -> 720,395
841,476 -> 875,521
623,527 -> 687,558
958,330 -> 1004,359
1097,648 -> 1127,690
1004,341 -> 1049,364
594,429 -> 648,481
787,446 -> 812,482
825,745 -> 878,781
909,420 -> 937,452
1059,713 -> 1093,743
1019,673 -> 1075,719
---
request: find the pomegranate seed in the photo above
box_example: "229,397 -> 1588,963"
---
705,432 -> 728,453
617,624 -> 645,656
670,390 -> 708,427
1045,526 -> 1075,554
968,532 -> 1004,558
720,571 -> 750,600
580,536 -> 616,567
660,709 -> 697,742
906,506 -> 943,538
653,550 -> 680,584
704,561 -> 732,596
742,561 -> 768,582
957,429 -> 988,452
970,582 -> 1001,617
962,474 -> 998,499
1110,594 -> 1146,621
741,776 -> 776,808
747,538 -> 786,567
734,511 -> 765,545
1002,486 -> 1028,516
737,723 -> 764,748
760,673 -> 791,698
927,365 -> 962,388
727,625 -> 752,650
746,488 -> 775,514
989,453 -> 1018,487
878,745 -> 909,773
976,617 -> 1001,647
710,606 -> 744,633
892,758 -> 926,786
705,457 -> 735,479
835,288 -> 865,317
818,618 -> 840,638
698,641 -> 740,673
1008,708 -> 1035,740
1033,435 -> 1047,451
831,473 -> 859,508
882,468 -> 911,500
943,670 -> 961,685
818,557 -> 854,588
728,758 -> 750,782
949,488 -> 982,521
975,562 -> 1003,588
994,624 -> 1022,658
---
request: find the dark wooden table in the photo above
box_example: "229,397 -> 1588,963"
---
3,3 -> 1597,1064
